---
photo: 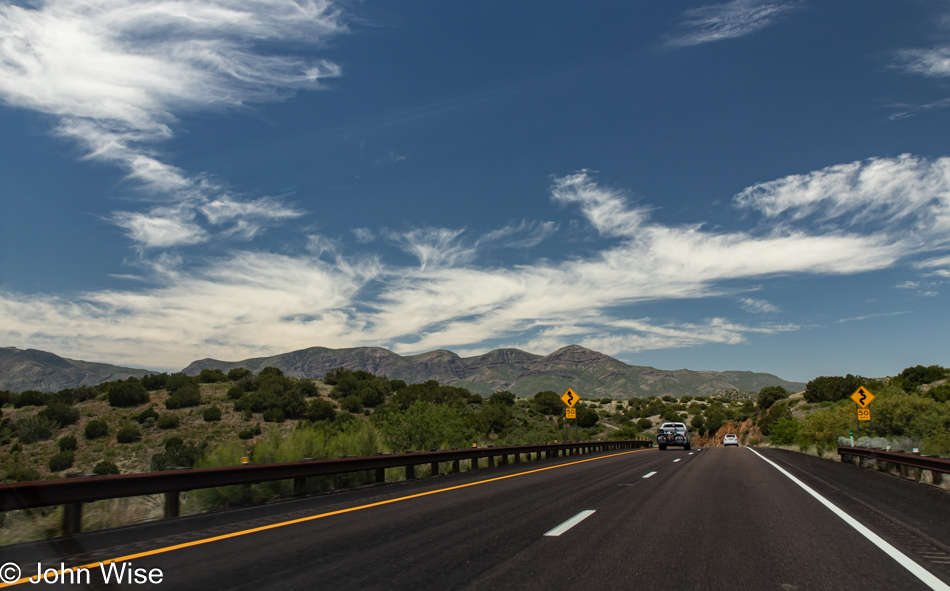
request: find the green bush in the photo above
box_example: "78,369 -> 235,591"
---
339,395 -> 363,414
108,379 -> 149,407
203,406 -> 222,422
227,367 -> 252,381
165,382 -> 202,409
894,365 -> 949,392
636,417 -> 653,430
17,415 -> 57,443
14,390 -> 47,408
239,424 -> 262,439
39,403 -> 80,427
374,400 -> 473,452
769,418 -> 801,445
199,368 -> 228,383
157,414 -> 180,429
305,399 -> 336,423
227,386 -> 245,400
84,419 -> 109,440
926,384 -> 950,403
164,372 -> 198,394
7,466 -> 40,482
48,450 -> 75,472
116,424 -> 141,443
141,372 -> 169,391
57,435 -> 77,451
262,408 -> 286,423
488,391 -> 516,406
757,386 -> 789,410
532,391 -> 563,415
93,460 -> 120,475
804,375 -> 867,403
133,407 -> 159,424
151,437 -> 202,471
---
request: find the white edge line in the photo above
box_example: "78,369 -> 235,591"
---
748,448 -> 950,591
544,510 -> 596,537
642,471 -> 657,479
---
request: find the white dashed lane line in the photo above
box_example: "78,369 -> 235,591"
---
642,471 -> 657,479
673,459 -> 681,463
544,510 -> 596,537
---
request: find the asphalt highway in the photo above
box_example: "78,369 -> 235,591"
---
2,446 -> 949,590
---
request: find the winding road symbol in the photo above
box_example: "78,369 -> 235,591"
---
561,388 -> 579,408
850,386 -> 875,408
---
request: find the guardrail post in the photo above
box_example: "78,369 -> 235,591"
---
452,459 -> 460,473
164,491 -> 180,518
430,461 -> 439,477
514,452 -> 521,464
499,454 -> 508,466
488,456 -> 495,468
376,468 -> 386,483
63,502 -> 82,536
933,471 -> 943,485
293,477 -> 306,497
406,465 -> 415,480
471,457 -> 479,470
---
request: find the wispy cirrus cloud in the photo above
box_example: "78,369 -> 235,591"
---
0,0 -> 343,248
665,0 -> 801,48
740,298 -> 779,314
837,311 -> 913,324
3,157 -> 949,369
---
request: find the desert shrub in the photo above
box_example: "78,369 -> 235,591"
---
14,390 -> 47,408
388,380 -> 470,410
608,424 -> 641,439
48,450 -> 75,472
757,386 -> 789,410
203,406 -> 222,422
577,404 -> 600,428
141,372 -> 169,391
374,400 -> 473,452
17,415 -> 57,443
637,417 -> 653,430
133,407 -> 159,423
93,461 -> 120,475
0,390 -> 13,406
306,399 -> 336,423
488,391 -> 516,406
84,419 -> 109,440
759,401 -> 792,436
157,414 -> 180,429
164,372 -> 198,394
339,395 -> 363,414
233,372 -> 306,418
7,466 -> 40,482
873,393 -> 950,438
769,418 -> 801,445
165,382 -> 202,409
199,368 -> 228,383
262,408 -> 286,423
39,403 -> 80,427
239,424 -> 262,439
108,379 -> 149,407
227,386 -> 245,400
926,384 -> 950,404
295,380 -> 319,398
322,366 -> 347,385
116,424 -> 141,443
894,365 -> 949,392
227,367 -> 252,381
57,435 -> 77,451
151,437 -> 202,470
804,375 -> 867,403
532,391 -> 563,415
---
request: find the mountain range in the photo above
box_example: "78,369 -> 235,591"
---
1,344 -> 805,398
181,344 -> 805,399
0,347 -> 152,393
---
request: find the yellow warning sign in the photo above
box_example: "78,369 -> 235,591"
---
566,408 -> 576,419
857,408 -> 871,421
850,386 -> 875,408
561,388 -> 579,408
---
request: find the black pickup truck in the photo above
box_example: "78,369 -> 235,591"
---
656,422 -> 691,451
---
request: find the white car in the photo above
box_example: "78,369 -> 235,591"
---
723,434 -> 739,447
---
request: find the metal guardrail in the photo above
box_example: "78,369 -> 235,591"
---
0,439 -> 652,535
837,446 -> 950,484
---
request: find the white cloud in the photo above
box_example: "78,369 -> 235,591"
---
352,228 -> 375,243
837,311 -> 913,324
740,297 -> 779,314
665,0 -> 800,48
3,159 -> 950,369
895,281 -> 919,289
477,220 -> 558,249
896,47 -> 950,78
0,0 -> 343,247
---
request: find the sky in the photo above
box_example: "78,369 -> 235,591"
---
1,0 -> 949,383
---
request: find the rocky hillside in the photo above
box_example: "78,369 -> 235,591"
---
0,347 -> 153,393
182,344 -> 805,399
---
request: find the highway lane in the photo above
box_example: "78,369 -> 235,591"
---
2,446 -> 948,590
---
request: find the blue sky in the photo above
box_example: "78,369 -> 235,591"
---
1,0 -> 949,382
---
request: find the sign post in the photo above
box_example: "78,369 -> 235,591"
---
561,388 -> 578,442
850,386 -> 875,438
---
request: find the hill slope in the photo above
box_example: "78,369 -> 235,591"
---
182,344 -> 804,398
0,347 -> 153,393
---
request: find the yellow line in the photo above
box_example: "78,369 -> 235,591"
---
0,448 -> 650,587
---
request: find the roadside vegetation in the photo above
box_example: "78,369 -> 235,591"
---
1,362 -> 946,541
